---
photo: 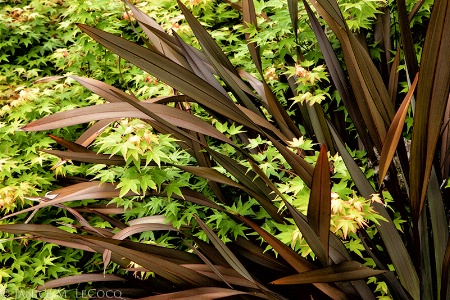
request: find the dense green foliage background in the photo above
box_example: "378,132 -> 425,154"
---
1,0 -> 446,299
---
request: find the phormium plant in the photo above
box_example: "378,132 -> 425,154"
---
1,0 -> 449,299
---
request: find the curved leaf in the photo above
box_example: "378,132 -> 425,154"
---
239,216 -> 350,300
1,182 -> 136,220
242,0 -> 262,74
271,261 -> 385,285
42,150 -> 127,166
177,0 -> 237,76
409,0 -> 450,222
135,287 -> 261,300
328,122 -> 420,299
103,223 -> 180,273
378,73 -> 418,185
181,263 -> 257,289
194,216 -> 255,285
123,0 -> 188,65
82,238 -> 219,288
77,24 -> 258,131
284,201 -> 327,266
22,102 -> 232,144
37,274 -> 125,291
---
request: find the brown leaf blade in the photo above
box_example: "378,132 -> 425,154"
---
23,102 -> 232,144
1,182 -> 134,220
440,237 -> 450,300
271,261 -> 385,285
37,274 -> 126,291
194,216 -> 254,284
242,0 -> 262,74
76,24 -> 257,131
135,287 -> 259,300
409,0 -> 450,222
239,216 -> 350,300
328,122 -> 420,299
42,150 -> 127,166
307,144 -> 331,264
177,0 -> 237,76
378,73 -> 418,185
284,200 -> 327,267
302,0 -> 372,155
82,238 -> 218,288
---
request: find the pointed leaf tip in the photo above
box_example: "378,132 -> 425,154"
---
307,144 -> 331,264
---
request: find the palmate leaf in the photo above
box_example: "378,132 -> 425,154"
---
286,200 -> 356,265
328,123 -> 420,299
283,156 -> 373,298
16,169 -> 223,217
